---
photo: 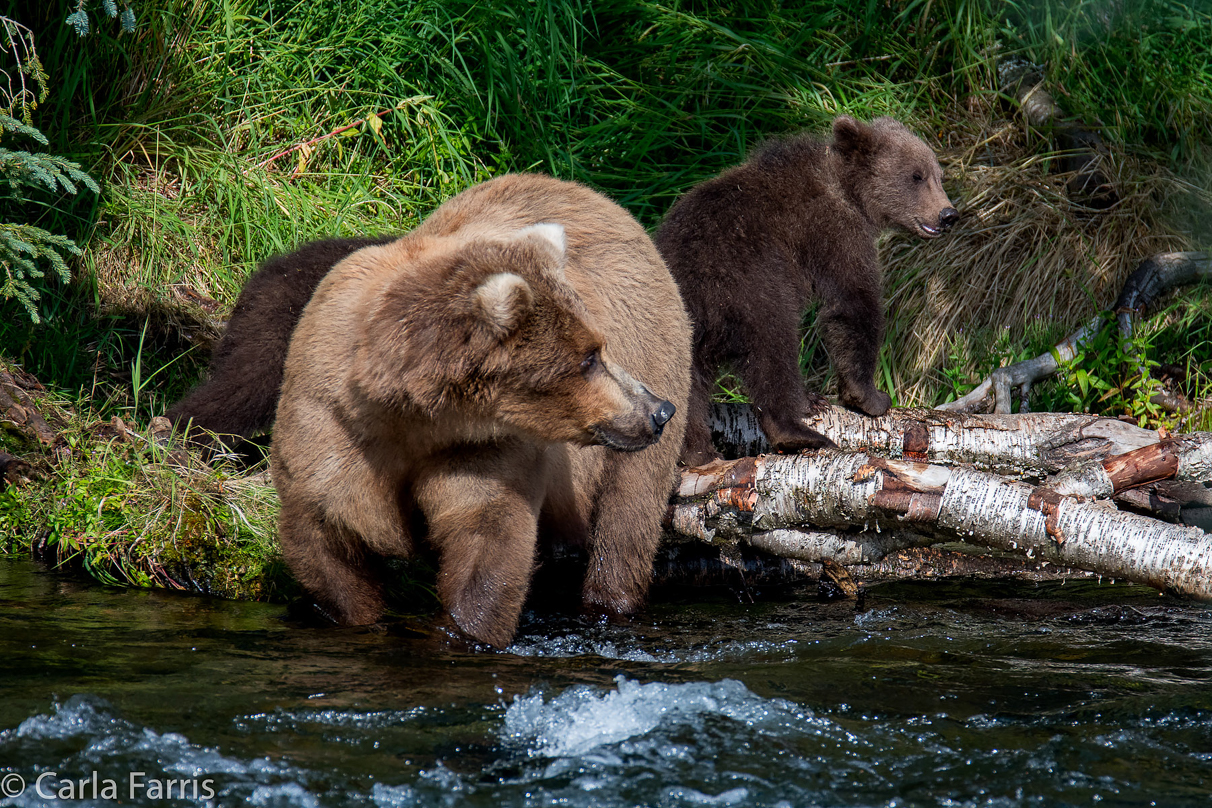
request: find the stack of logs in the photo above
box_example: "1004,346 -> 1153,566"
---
665,403 -> 1212,599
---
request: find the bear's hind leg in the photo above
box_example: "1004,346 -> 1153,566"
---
278,497 -> 387,625
737,318 -> 837,452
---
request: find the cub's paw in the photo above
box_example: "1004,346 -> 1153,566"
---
841,388 -> 892,417
766,424 -> 838,453
803,390 -> 832,415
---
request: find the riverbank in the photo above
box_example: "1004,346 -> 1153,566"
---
3,0 -> 1211,603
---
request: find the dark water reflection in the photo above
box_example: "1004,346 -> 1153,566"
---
1,558 -> 1210,806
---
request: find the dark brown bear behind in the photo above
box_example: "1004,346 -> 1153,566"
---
167,236 -> 396,449
656,116 -> 956,466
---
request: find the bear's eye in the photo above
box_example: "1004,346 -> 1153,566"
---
912,171 -> 924,184
580,350 -> 600,375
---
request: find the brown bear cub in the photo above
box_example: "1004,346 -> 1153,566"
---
167,236 -> 396,450
656,115 -> 957,466
271,174 -> 691,648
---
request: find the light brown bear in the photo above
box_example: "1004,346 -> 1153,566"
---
271,174 -> 691,648
656,115 -> 958,466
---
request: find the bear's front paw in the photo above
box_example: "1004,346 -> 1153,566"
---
582,582 -> 642,622
841,387 -> 892,417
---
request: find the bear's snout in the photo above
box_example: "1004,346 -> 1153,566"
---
938,207 -> 960,231
589,370 -> 677,452
651,399 -> 676,436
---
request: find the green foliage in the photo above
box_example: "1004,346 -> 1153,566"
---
0,422 -> 290,599
0,114 -> 96,322
65,0 -> 136,38
998,0 -> 1212,159
941,291 -> 1212,431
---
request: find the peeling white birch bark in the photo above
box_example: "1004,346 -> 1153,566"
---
708,402 -> 1159,477
745,529 -> 932,566
938,467 -> 1212,598
670,449 -> 1212,601
1044,432 -> 1212,500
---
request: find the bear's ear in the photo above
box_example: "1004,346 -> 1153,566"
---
516,222 -> 567,278
473,272 -> 533,338
831,115 -> 878,161
518,222 -> 566,256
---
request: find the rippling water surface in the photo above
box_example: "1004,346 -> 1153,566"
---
2,558 -> 1211,807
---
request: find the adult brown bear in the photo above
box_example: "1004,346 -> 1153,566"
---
656,116 -> 958,466
271,174 -> 691,648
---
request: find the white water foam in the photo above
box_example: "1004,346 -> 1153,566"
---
500,675 -> 818,759
508,633 -> 800,664
1,696 -> 333,807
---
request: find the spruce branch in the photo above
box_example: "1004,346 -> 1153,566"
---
0,17 -> 49,123
63,2 -> 138,39
0,116 -> 96,322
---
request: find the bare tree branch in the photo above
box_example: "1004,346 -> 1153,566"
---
938,252 -> 1212,415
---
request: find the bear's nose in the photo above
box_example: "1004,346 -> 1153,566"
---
651,400 -> 676,434
938,207 -> 960,231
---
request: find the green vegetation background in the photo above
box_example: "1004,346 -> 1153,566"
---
2,0 -> 1211,600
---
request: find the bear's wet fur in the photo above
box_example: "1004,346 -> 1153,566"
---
167,236 -> 396,449
271,174 -> 691,648
655,115 -> 958,466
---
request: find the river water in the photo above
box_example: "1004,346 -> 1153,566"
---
1,557 -> 1210,807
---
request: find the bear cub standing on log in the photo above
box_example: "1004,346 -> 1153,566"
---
272,174 -> 691,648
656,115 -> 958,466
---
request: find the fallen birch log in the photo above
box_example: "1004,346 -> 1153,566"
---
1044,432 -> 1212,500
708,401 -> 1159,478
670,446 -> 1212,600
650,541 -> 1096,591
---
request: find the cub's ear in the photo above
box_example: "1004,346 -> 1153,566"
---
473,272 -> 533,337
831,115 -> 878,161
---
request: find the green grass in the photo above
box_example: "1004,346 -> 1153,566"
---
3,0 -> 1211,599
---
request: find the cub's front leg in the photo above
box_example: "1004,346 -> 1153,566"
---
816,266 -> 893,418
